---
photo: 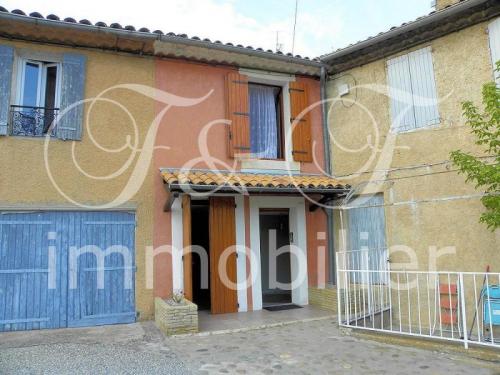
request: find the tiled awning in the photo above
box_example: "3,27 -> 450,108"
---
161,169 -> 349,194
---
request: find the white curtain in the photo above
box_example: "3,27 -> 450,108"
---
249,85 -> 280,159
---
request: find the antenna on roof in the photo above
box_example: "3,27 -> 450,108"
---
275,31 -> 284,52
291,0 -> 299,54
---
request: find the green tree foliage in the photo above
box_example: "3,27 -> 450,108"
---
450,62 -> 500,231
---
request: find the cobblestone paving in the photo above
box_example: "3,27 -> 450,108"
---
168,319 -> 499,374
1,319 -> 498,374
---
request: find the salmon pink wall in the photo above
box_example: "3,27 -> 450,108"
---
306,201 -> 329,286
154,60 -> 238,169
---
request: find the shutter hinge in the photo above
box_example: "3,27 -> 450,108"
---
289,88 -> 305,93
290,117 -> 306,123
228,130 -> 232,140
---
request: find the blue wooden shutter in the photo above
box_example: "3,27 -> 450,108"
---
57,53 -> 86,140
408,47 -> 440,128
0,45 -> 14,136
387,53 -> 416,132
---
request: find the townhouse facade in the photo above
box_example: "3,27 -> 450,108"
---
323,0 -> 500,344
0,13 -> 158,326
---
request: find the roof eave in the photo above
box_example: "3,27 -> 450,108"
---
0,11 -> 324,74
167,183 -> 349,195
320,0 -> 498,71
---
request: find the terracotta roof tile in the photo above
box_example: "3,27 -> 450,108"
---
161,169 -> 348,192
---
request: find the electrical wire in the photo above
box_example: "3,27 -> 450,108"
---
333,155 -> 494,179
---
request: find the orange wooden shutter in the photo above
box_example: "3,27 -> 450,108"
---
289,81 -> 312,162
209,197 -> 238,314
182,195 -> 193,301
225,72 -> 251,158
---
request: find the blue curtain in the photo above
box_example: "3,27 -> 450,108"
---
249,85 -> 280,159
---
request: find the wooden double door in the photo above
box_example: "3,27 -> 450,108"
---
182,196 -> 238,314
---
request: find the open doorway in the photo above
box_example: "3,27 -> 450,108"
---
191,201 -> 211,311
259,209 -> 292,307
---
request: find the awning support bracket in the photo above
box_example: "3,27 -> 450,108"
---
163,185 -> 179,212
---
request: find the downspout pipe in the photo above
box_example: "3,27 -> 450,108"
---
320,66 -> 336,285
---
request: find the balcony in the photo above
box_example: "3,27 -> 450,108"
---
10,105 -> 59,137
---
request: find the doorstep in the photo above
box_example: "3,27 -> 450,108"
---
171,305 -> 335,337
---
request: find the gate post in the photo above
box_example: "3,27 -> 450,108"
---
459,273 -> 468,349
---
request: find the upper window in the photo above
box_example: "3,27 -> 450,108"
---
248,83 -> 284,160
488,17 -> 500,83
12,58 -> 61,137
225,72 -> 312,163
386,47 -> 440,133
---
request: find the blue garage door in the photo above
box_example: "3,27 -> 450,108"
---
0,211 -> 136,332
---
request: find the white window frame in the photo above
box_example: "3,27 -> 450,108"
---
249,196 -> 308,310
488,17 -> 500,83
15,57 -> 62,109
387,46 -> 440,134
239,69 -> 300,173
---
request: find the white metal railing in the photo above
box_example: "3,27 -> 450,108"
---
336,252 -> 500,349
337,248 -> 389,285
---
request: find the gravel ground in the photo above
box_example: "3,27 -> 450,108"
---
0,342 -> 189,375
0,322 -> 189,375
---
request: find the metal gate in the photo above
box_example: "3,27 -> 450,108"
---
336,250 -> 500,349
0,211 -> 136,332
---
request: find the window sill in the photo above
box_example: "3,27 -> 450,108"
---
241,159 -> 300,173
2,134 -> 74,142
391,120 -> 442,135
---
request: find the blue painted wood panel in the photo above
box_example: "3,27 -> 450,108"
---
0,211 -> 136,332
57,53 -> 87,140
0,44 -> 14,135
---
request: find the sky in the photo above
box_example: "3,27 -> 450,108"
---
2,0 -> 433,58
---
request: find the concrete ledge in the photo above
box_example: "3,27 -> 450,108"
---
155,297 -> 198,336
348,327 -> 500,364
171,315 -> 336,338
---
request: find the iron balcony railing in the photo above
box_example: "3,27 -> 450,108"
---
10,105 -> 59,137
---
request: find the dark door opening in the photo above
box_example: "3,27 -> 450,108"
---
259,209 -> 292,306
191,201 -> 211,311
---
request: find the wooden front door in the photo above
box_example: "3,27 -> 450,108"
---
209,197 -> 238,314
